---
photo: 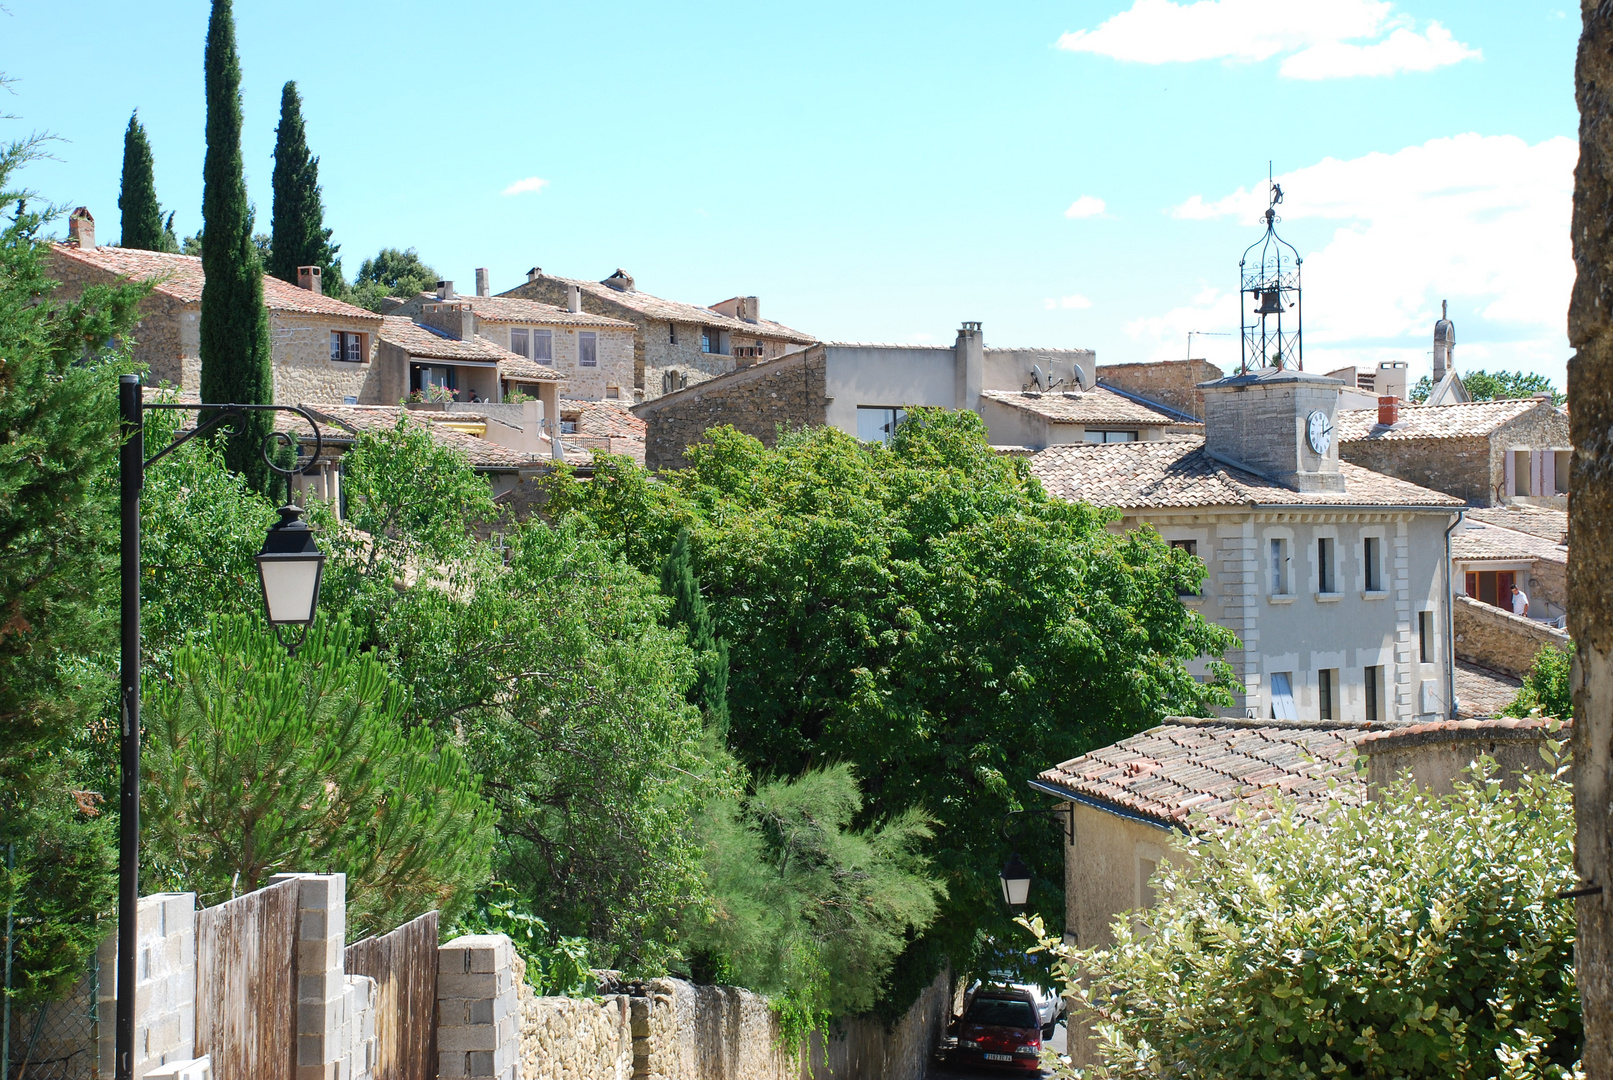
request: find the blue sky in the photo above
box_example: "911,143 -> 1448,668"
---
7,1 -> 1580,387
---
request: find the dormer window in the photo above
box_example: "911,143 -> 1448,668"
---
330,331 -> 365,363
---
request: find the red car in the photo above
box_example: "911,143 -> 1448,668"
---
953,988 -> 1043,1071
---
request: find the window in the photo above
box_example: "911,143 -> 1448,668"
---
1318,669 -> 1335,720
1169,539 -> 1201,597
1317,537 -> 1334,593
701,328 -> 714,353
412,364 -> 456,392
330,331 -> 365,362
1419,610 -> 1433,663
669,323 -> 678,345
1514,450 -> 1532,496
857,406 -> 907,444
533,330 -> 553,362
579,331 -> 597,367
606,385 -> 620,400
1556,451 -> 1572,494
1365,665 -> 1383,723
1269,672 -> 1297,720
1465,570 -> 1517,610
1084,429 -> 1138,443
1363,536 -> 1382,592
1270,538 -> 1289,595
510,328 -> 529,357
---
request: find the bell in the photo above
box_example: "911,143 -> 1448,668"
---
1257,289 -> 1284,315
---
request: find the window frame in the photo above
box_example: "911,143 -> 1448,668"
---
330,330 -> 367,363
1418,610 -> 1433,664
1269,671 -> 1298,720
578,331 -> 598,367
510,327 -> 530,358
1362,534 -> 1384,593
1317,536 -> 1335,595
1318,668 -> 1335,721
533,329 -> 553,363
1365,665 -> 1383,723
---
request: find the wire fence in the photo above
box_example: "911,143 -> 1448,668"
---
3,950 -> 101,1080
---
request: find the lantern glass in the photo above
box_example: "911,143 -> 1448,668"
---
999,853 -> 1032,908
257,554 -> 324,625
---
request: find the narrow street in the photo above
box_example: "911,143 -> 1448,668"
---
928,1022 -> 1067,1079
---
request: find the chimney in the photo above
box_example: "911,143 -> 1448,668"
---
475,268 -> 490,297
436,280 -> 454,300
527,267 -> 541,283
603,269 -> 635,292
1378,395 -> 1400,427
1374,360 -> 1408,400
954,322 -> 984,410
1432,299 -> 1455,382
567,284 -> 581,314
297,266 -> 323,295
740,296 -> 760,323
420,302 -> 477,342
68,207 -> 96,250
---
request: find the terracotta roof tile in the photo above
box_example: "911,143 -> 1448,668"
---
415,293 -> 635,330
301,404 -> 531,469
1357,712 -> 1567,749
1453,661 -> 1524,719
561,399 -> 646,441
980,387 -> 1202,428
1337,398 -> 1557,442
1450,519 -> 1567,564
520,274 -> 816,343
1029,436 -> 1465,510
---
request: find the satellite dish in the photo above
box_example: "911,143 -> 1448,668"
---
1031,364 -> 1045,391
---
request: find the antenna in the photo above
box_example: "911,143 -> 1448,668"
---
1185,330 -> 1233,360
1030,364 -> 1045,391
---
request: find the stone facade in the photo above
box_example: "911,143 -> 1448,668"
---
1452,593 -> 1571,679
635,347 -> 826,469
49,253 -> 198,388
1096,359 -> 1225,420
474,321 -> 635,402
517,981 -> 633,1080
1359,717 -> 1568,797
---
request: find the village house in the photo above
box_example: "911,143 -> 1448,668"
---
372,315 -> 563,421
1029,369 -> 1466,724
631,322 -> 1194,468
49,209 -> 386,405
498,267 -> 817,399
390,276 -> 637,402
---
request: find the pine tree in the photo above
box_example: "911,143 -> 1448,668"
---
118,111 -> 164,250
660,529 -> 729,732
267,81 -> 340,289
198,0 -> 274,492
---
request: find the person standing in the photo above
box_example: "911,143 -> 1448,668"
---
1511,583 -> 1530,617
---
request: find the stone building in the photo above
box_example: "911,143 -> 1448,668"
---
1336,397 -> 1571,507
1093,358 -> 1225,420
49,216 -> 385,405
389,281 -> 635,402
1029,369 -> 1465,723
373,316 -> 561,420
631,323 -> 1160,468
1450,514 -> 1568,625
496,267 -> 816,399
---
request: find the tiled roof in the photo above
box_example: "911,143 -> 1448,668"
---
1452,661 -> 1524,720
980,387 -> 1201,428
1337,398 -> 1554,443
1465,505 -> 1568,544
1029,437 -> 1465,511
377,316 -> 554,371
562,399 -> 646,441
500,357 -> 563,383
1451,519 -> 1567,564
414,293 -> 634,330
1034,716 -> 1397,829
1357,712 -> 1566,750
523,273 -> 816,343
301,404 -> 531,469
52,244 -> 381,321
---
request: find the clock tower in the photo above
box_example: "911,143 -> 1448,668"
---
1199,368 -> 1346,493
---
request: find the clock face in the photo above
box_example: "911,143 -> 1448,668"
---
1307,410 -> 1333,456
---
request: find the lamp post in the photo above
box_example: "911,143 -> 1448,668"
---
997,805 -> 1075,911
115,375 -> 325,1080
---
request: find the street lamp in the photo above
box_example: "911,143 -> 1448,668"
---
116,375 -> 324,1080
1000,852 -> 1032,908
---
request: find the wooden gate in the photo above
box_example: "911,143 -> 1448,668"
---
194,878 -> 300,1080
344,912 -> 439,1080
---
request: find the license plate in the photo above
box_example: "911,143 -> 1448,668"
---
984,1053 -> 1012,1062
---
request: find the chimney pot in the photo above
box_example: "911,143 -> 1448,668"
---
567,284 -> 581,314
475,268 -> 490,297
1378,395 -> 1400,427
68,207 -> 96,250
297,266 -> 323,295
436,280 -> 454,300
527,267 -> 541,283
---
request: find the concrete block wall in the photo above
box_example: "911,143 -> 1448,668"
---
438,935 -> 520,1080
269,873 -> 374,1080
94,892 -> 197,1080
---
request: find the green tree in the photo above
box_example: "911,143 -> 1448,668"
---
142,614 -> 496,936
544,411 -> 1238,1005
1505,643 -> 1573,721
348,247 -> 438,312
198,0 -> 274,492
1030,752 -> 1580,1079
661,528 -> 729,732
118,111 -> 164,250
160,211 -> 180,254
1412,370 -> 1565,406
267,81 -> 341,290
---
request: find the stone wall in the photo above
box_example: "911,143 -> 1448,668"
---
1453,593 -> 1570,679
1097,359 -> 1224,419
1360,717 -> 1569,797
269,312 -> 385,407
516,981 -> 633,1080
1491,404 -> 1574,505
634,347 -> 826,470
1341,434 -> 1494,505
47,251 -> 196,388
475,321 -> 636,402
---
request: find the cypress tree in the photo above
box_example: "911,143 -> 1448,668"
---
660,529 -> 730,733
268,81 -> 340,288
199,0 -> 274,492
118,111 -> 164,250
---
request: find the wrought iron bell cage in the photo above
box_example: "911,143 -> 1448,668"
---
1239,180 -> 1303,373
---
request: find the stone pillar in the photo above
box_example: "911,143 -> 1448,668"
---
269,873 -> 349,1080
437,935 -> 518,1080
97,892 -> 197,1080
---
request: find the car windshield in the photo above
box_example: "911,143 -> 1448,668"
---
966,998 -> 1036,1029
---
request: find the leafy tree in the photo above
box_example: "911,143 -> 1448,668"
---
198,0 -> 274,492
160,211 -> 180,254
267,81 -> 341,290
1029,752 -> 1580,1079
0,131 -> 148,1006
544,411 -> 1238,1006
687,764 -> 943,1041
181,229 -> 202,257
1412,370 -> 1565,406
348,247 -> 438,312
142,614 -> 496,936
1505,643 -> 1573,721
118,111 -> 164,250
661,528 -> 729,732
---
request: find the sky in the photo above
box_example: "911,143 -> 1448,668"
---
5,1 -> 1581,388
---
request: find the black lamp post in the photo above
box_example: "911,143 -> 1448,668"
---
115,375 -> 324,1080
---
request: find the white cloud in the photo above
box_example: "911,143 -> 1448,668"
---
501,176 -> 549,196
1056,0 -> 1478,79
1135,134 -> 1576,383
1044,293 -> 1094,310
1064,195 -> 1107,219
